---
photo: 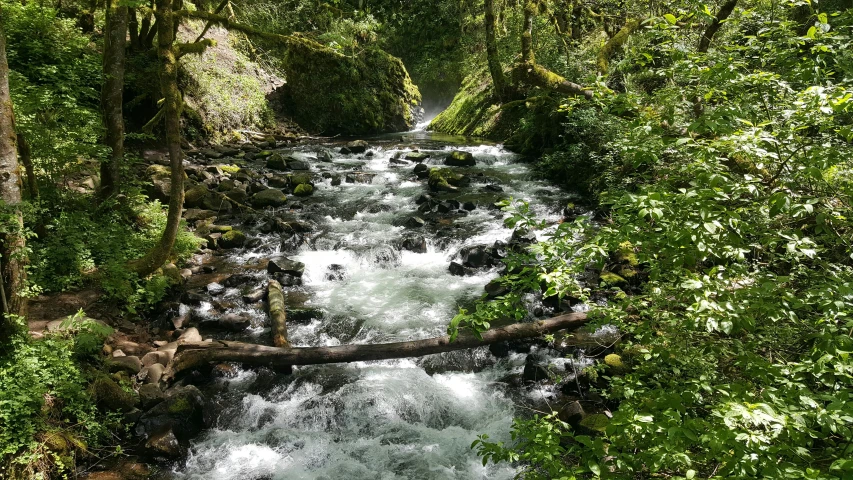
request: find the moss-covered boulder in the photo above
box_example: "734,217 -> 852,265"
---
91,376 -> 138,413
276,36 -> 422,135
219,230 -> 247,248
184,184 -> 210,208
428,168 -> 470,192
146,165 -> 188,202
445,151 -> 476,167
289,173 -> 312,187
293,184 -> 314,197
251,189 -> 287,208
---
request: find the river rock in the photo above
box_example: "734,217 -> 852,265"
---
251,189 -> 287,208
401,236 -> 427,253
225,188 -> 248,204
144,428 -> 183,459
346,140 -> 369,154
293,184 -> 314,196
267,174 -> 290,188
324,264 -> 347,281
267,153 -> 288,170
91,376 -> 138,412
183,184 -> 209,208
405,216 -> 425,228
223,274 -> 254,287
523,360 -> 550,383
405,152 -> 430,162
460,245 -> 491,268
178,327 -> 202,343
206,282 -> 225,296
138,383 -> 165,410
288,158 -> 310,171
448,261 -> 474,276
140,363 -> 165,385
485,278 -> 510,298
107,356 -> 142,375
275,273 -> 303,287
218,230 -> 246,248
243,288 -> 266,304
267,256 -> 305,277
317,150 -> 333,162
141,351 -> 169,367
510,228 -> 537,247
445,150 -> 476,167
184,208 -> 217,221
201,195 -> 232,212
136,385 -> 208,443
217,313 -> 252,331
414,163 -> 429,178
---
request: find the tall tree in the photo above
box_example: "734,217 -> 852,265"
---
698,0 -> 738,53
100,0 -> 129,199
484,0 -> 509,102
0,10 -> 28,340
131,0 -> 185,277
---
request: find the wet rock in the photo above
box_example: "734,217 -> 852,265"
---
417,202 -> 433,214
184,209 -> 217,221
201,195 -> 233,212
331,175 -> 342,186
414,193 -> 433,205
445,150 -> 476,167
557,400 -> 585,428
183,184 -> 209,208
141,351 -> 169,367
510,228 -> 537,247
267,256 -> 305,277
181,291 -> 206,305
136,385 -> 208,443
202,148 -> 222,159
204,232 -> 222,249
288,159 -> 310,171
178,327 -> 202,343
405,216 -> 426,228
223,274 -> 254,288
462,201 -> 477,211
523,361 -> 550,383
390,157 -> 410,166
217,313 -> 252,331
225,188 -> 248,204
324,264 -> 347,281
414,163 -> 429,178
405,152 -> 430,162
401,236 -> 427,253
206,282 -> 225,296
460,245 -> 491,268
339,146 -> 352,155
251,189 -> 288,208
346,140 -> 369,154
217,179 -> 237,192
482,184 -> 504,192
317,150 -> 333,162
242,288 -> 266,304
218,230 -> 246,248
345,172 -> 376,184
144,428 -> 183,459
367,245 -> 402,268
91,376 -> 138,412
428,168 -> 470,192
266,153 -> 288,170
485,278 -> 510,298
449,261 -> 475,276
140,363 -> 165,385
293,184 -> 314,196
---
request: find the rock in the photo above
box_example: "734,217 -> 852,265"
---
217,179 -> 237,192
223,274 -> 254,288
141,351 -> 169,367
202,148 -> 223,159
201,195 -> 233,212
346,140 -> 369,154
91,376 -> 138,412
339,146 -> 352,155
317,150 -> 333,162
206,282 -> 225,296
182,291 -> 206,305
162,263 -> 182,285
485,279 -> 510,298
242,288 -> 266,304
267,256 -> 305,277
331,175 -> 342,186
218,230 -> 247,248
184,208 -> 217,221
415,193 -> 433,205
405,216 -> 426,228
140,363 -> 165,385
217,313 -> 251,331
523,361 -> 550,383
251,189 -> 288,208
287,159 -> 309,170
462,201 -> 477,211
510,228 -> 537,247
267,153 -> 288,170
482,184 -> 504,192
428,168 -> 469,192
604,353 -> 626,371
445,150 -> 476,167
414,163 -> 429,178
136,385 -> 208,443
144,428 -> 183,459
138,384 -> 165,410
405,152 -> 430,162
179,269 -> 193,281
324,264 -> 347,281
178,327 -> 202,343
107,356 -> 142,375
183,184 -> 210,208
449,261 -> 474,276
293,184 -> 314,196
460,245 -> 491,268
599,271 -> 627,287
345,172 -> 376,184
557,400 -> 585,428
275,273 -> 303,287
267,174 -> 290,188
204,232 -> 222,249
401,236 -> 427,253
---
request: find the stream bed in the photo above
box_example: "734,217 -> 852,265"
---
168,130 -> 591,479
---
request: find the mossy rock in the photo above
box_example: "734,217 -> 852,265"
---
220,164 -> 241,174
277,35 -> 421,135
289,173 -> 312,186
293,184 -> 314,197
219,230 -> 247,248
267,153 -> 288,170
600,270 -> 627,286
578,413 -> 610,433
428,168 -> 470,192
91,376 -> 138,413
184,184 -> 210,208
616,241 -> 639,266
604,353 -> 625,371
445,150 -> 476,167
251,189 -> 287,208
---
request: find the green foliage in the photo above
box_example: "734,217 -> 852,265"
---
0,326 -> 116,478
463,3 -> 853,479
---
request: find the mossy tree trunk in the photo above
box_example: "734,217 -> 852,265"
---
100,0 -> 128,199
596,17 -> 642,74
485,0 -> 509,102
132,0 -> 185,277
0,14 -> 28,340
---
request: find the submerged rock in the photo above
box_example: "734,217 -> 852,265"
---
346,140 -> 369,154
444,150 -> 476,167
267,256 -> 305,277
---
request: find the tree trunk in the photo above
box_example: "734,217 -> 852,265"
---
596,17 -> 642,74
0,15 -> 28,341
100,0 -> 128,199
17,133 -> 37,200
129,8 -> 140,51
698,0 -> 738,53
163,313 -> 589,383
521,0 -> 536,63
131,0 -> 184,277
485,0 -> 509,102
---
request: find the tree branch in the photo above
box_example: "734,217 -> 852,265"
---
698,0 -> 738,53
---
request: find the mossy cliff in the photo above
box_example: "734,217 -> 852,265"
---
276,35 -> 422,135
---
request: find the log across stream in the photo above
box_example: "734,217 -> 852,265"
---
169,130 -> 610,479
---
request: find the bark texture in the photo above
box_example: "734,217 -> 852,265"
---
268,280 -> 289,348
17,133 -> 37,199
596,17 -> 642,74
100,0 -> 128,199
0,15 -> 28,338
132,0 -> 184,277
485,0 -> 509,101
162,313 -> 589,383
698,0 -> 738,53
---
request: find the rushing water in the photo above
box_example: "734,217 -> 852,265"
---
172,131 -> 580,480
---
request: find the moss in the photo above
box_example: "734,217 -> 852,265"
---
600,271 -> 627,286
90,376 -> 138,413
293,184 -> 314,197
428,168 -> 469,192
616,241 -> 639,266
167,396 -> 192,414
220,164 -> 241,174
220,229 -> 247,248
604,353 -> 625,369
579,413 -> 610,432
279,35 -> 421,135
289,173 -> 312,186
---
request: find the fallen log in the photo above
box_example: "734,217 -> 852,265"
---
268,280 -> 289,348
162,312 -> 589,384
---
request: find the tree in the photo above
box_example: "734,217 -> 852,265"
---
484,0 -> 510,102
99,0 -> 129,199
0,10 -> 28,340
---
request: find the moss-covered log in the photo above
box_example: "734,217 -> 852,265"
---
596,18 -> 643,74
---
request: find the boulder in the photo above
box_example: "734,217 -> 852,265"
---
225,188 -> 248,204
243,288 -> 266,304
184,208 -> 217,221
346,140 -> 369,154
267,153 -> 288,170
293,184 -> 314,197
216,313 -> 252,332
460,245 -> 491,268
405,216 -> 425,229
140,363 -> 165,385
146,165 -> 187,202
218,230 -> 247,248
267,256 -> 305,277
449,261 -> 474,276
445,150 -> 476,167
401,236 -> 427,253
91,376 -> 138,412
201,195 -> 233,212
183,184 -> 210,208
317,150 -> 333,162
485,279 -> 510,298
405,152 -> 430,162
144,428 -> 183,459
206,282 -> 225,296
107,356 -> 142,375
138,383 -> 165,410
251,189 -> 288,208
287,158 -> 310,171
428,168 -> 470,192
136,385 -> 208,442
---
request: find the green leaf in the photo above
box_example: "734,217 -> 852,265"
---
589,461 -> 601,476
664,13 -> 677,25
807,26 -> 817,38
